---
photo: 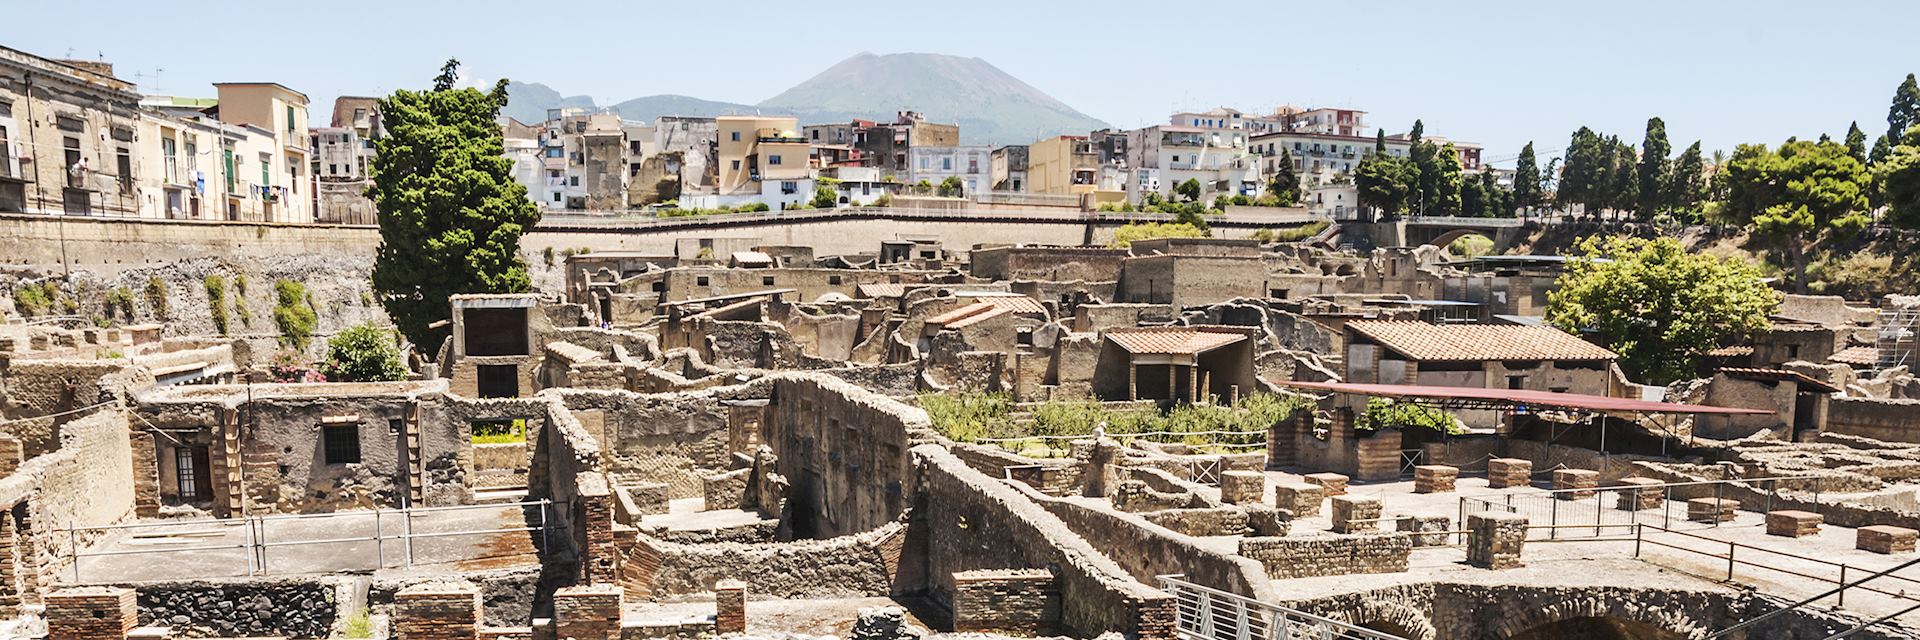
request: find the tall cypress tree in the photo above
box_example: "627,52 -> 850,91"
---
1667,142 -> 1707,221
1889,73 -> 1920,142
368,60 -> 541,353
1373,129 -> 1388,155
1267,150 -> 1300,205
1637,117 -> 1671,219
1513,142 -> 1542,214
1846,122 -> 1869,164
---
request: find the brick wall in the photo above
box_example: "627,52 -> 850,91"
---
551,585 -> 621,640
951,569 -> 1060,635
1237,534 -> 1411,579
47,587 -> 137,640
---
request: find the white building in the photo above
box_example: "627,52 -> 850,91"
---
1123,125 -> 1260,202
906,145 -> 991,196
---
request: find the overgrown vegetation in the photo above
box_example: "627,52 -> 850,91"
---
337,610 -> 372,639
320,323 -> 408,382
1249,220 -> 1330,244
919,391 -> 1309,455
1108,221 -> 1208,248
273,279 -> 318,351
10,281 -> 64,317
204,275 -> 230,335
144,276 -> 170,320
657,202 -> 772,217
104,286 -> 135,321
1356,398 -> 1463,434
472,419 -> 527,444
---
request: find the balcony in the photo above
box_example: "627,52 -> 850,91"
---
757,135 -> 807,144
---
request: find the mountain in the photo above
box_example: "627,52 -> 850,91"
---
501,81 -> 596,124
759,52 -> 1108,145
496,53 -> 1109,145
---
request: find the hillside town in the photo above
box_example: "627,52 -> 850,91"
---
7,30 -> 1920,640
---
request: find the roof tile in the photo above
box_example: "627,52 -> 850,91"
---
1347,321 -> 1617,362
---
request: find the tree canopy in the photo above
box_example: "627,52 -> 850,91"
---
1637,117 -> 1671,219
1513,142 -> 1543,213
321,323 -> 409,382
367,59 -> 541,353
1267,150 -> 1301,206
1546,236 -> 1779,385
1719,139 -> 1871,290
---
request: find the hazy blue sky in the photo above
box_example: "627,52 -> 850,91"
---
6,0 -> 1917,166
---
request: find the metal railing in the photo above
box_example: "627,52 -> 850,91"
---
1458,474 -> 1835,542
60,499 -> 551,582
1631,524 -> 1920,611
1158,575 -> 1407,640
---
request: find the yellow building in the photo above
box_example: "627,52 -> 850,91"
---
1026,135 -> 1098,196
213,83 -> 311,222
715,116 -> 811,204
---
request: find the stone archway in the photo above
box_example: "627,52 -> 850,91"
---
1340,600 -> 1438,640
1487,596 -> 1708,640
1424,229 -> 1496,257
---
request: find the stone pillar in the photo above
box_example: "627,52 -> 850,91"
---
553,584 -> 623,640
1303,472 -> 1349,496
1397,515 -> 1451,547
1273,483 -> 1324,518
1330,495 -> 1382,533
394,582 -> 480,640
714,580 -> 747,635
0,511 -> 17,617
1858,526 -> 1918,554
951,569 -> 1060,634
0,434 -> 21,478
1132,594 -> 1178,640
1413,465 -> 1457,494
1614,477 -> 1664,511
575,475 -> 618,584
1551,469 -> 1599,499
1486,458 -> 1532,489
1765,510 -> 1822,538
46,587 -> 137,640
1217,471 -> 1264,506
1466,513 -> 1527,570
128,432 -> 160,518
1266,412 -> 1302,469
1127,365 -> 1138,401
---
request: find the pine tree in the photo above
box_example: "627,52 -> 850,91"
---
1637,117 -> 1671,219
1667,142 -> 1708,222
1514,142 -> 1542,214
1889,73 -> 1920,142
1373,129 -> 1388,155
1846,121 -> 1869,163
1558,127 -> 1604,216
1408,120 -> 1425,148
1607,137 -> 1639,219
368,59 -> 541,352
1267,150 -> 1300,205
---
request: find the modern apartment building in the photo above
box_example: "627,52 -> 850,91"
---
1026,135 -> 1099,196
906,145 -> 991,195
0,46 -> 145,216
990,145 -> 1027,192
706,115 -> 812,210
1124,125 -> 1259,202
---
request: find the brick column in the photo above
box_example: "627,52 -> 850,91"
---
1486,458 -> 1532,489
553,584 -> 623,640
394,582 -> 480,640
1614,477 -> 1663,511
713,580 -> 747,635
46,587 -> 137,640
1466,513 -> 1527,570
1131,594 -> 1178,640
1266,412 -> 1302,469
1216,471 -> 1264,505
0,511 -> 18,617
574,475 -> 618,584
128,432 -> 160,518
0,433 -> 22,478
1273,483 -> 1323,518
951,570 -> 1059,634
1303,472 -> 1349,496
1413,465 -> 1457,494
1330,496 -> 1382,533
1551,469 -> 1598,499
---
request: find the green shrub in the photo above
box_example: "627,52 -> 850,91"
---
1357,398 -> 1462,434
338,610 -> 372,639
918,392 -> 1013,443
12,281 -> 56,317
811,185 -> 839,208
320,323 -> 408,382
233,274 -> 249,297
542,246 -> 556,267
144,276 -> 170,320
1108,222 -> 1208,248
472,419 -> 527,444
204,275 -> 230,335
1252,220 -> 1330,244
104,286 -> 135,320
273,279 -> 318,351
874,194 -> 893,208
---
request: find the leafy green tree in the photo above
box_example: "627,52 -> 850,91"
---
1557,127 -> 1605,216
1846,122 -> 1869,163
321,323 -> 409,382
1637,117 -> 1671,219
1266,150 -> 1300,205
1606,137 -> 1640,219
1373,129 -> 1388,155
1412,141 -> 1463,215
1358,398 -> 1461,433
809,184 -> 838,208
1355,154 -> 1415,215
1880,126 -> 1920,229
1174,178 -> 1203,203
1480,171 -> 1514,217
937,176 -> 965,197
1889,73 -> 1920,143
1666,142 -> 1709,222
1721,139 -> 1872,291
368,60 -> 540,353
1547,236 -> 1779,385
1461,174 -> 1487,218
1513,142 -> 1543,214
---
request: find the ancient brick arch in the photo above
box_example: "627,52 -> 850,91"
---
1338,599 -> 1438,640
1487,596 -> 1708,640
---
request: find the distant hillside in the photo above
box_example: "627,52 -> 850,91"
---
496,53 -> 1109,144
760,52 -> 1108,144
501,81 -> 595,124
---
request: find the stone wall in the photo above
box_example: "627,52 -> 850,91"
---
0,408 -> 136,591
1825,396 -> 1920,444
552,388 -> 732,500
912,446 -> 1173,638
1237,534 -> 1411,579
1017,481 -> 1274,603
370,566 -> 540,627
121,577 -> 346,639
766,375 -> 931,539
623,522 -> 904,599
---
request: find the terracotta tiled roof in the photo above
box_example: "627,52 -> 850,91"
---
974,295 -> 1048,316
857,283 -> 911,298
1704,345 -> 1755,358
1105,329 -> 1247,355
1830,346 -> 1879,366
1346,321 -> 1617,362
925,302 -> 999,326
946,307 -> 1011,329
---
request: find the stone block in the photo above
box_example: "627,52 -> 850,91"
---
553,584 -> 622,640
1551,469 -> 1599,499
1614,477 -> 1664,511
1413,465 -> 1457,494
126,627 -> 173,640
1238,534 -> 1411,578
1397,515 -> 1451,547
1273,482 -> 1324,518
1329,495 -> 1383,534
714,580 -> 747,634
1686,497 -> 1738,523
1303,472 -> 1349,496
1486,458 -> 1532,489
1765,510 -> 1822,538
46,587 -> 137,640
1243,505 -> 1292,537
1859,525 -> 1918,554
1217,470 -> 1264,505
395,582 -> 480,640
1466,513 -> 1527,570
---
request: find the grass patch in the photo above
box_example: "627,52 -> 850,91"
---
919,391 -> 1310,454
336,610 -> 372,639
472,420 -> 528,444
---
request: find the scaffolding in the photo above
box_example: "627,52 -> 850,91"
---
1875,306 -> 1920,373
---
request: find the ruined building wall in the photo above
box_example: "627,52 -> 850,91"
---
554,389 -> 733,500
0,408 -> 136,596
1,360 -> 151,458
766,375 -> 928,538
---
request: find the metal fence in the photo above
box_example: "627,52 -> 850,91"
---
1158,575 -> 1408,640
60,499 -> 551,583
1458,474 -> 1834,542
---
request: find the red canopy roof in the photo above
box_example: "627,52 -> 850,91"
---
1273,380 -> 1771,416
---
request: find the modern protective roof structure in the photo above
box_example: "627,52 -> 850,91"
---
1347,321 -> 1618,362
1272,379 -> 1772,416
1106,328 -> 1248,356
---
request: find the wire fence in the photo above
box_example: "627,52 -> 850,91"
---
1458,474 -> 1835,543
59,499 -> 551,583
1158,575 -> 1407,640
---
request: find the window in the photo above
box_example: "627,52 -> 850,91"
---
475,365 -> 518,398
323,425 -> 361,465
829,275 -> 842,285
769,154 -> 782,165
696,276 -> 711,286
731,160 -> 741,170
942,157 -> 952,171
285,105 -> 296,132
569,176 -> 579,186
552,193 -> 561,202
762,276 -> 775,286
1171,155 -> 1180,163
56,115 -> 84,132
730,131 -> 741,141
260,153 -> 272,188
0,100 -> 10,118
463,307 -> 530,356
